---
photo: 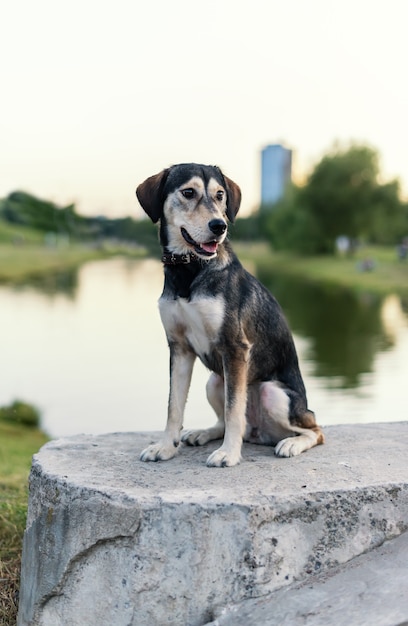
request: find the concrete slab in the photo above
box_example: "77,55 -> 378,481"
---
208,531 -> 408,626
18,423 -> 408,626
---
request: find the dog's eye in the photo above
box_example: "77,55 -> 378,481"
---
216,190 -> 224,201
181,188 -> 195,199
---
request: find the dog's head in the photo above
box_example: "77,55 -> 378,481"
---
136,163 -> 241,260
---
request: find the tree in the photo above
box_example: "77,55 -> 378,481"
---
263,185 -> 323,255
301,144 -> 380,252
265,143 -> 405,254
368,180 -> 407,244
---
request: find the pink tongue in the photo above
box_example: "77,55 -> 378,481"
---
201,241 -> 218,254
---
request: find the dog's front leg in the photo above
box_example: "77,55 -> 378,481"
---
206,353 -> 248,468
140,347 -> 195,462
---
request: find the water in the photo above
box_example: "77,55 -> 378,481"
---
0,257 -> 407,438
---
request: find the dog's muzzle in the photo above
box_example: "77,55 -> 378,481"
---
181,221 -> 227,257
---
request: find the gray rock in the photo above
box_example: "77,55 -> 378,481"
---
208,531 -> 408,626
18,423 -> 408,626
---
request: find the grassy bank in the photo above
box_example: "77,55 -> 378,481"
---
0,215 -> 155,286
236,243 -> 408,297
0,422 -> 48,625
0,241 -> 147,284
1,215 -> 406,296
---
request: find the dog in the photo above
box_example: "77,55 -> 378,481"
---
136,163 -> 324,467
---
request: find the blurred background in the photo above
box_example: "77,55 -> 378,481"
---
1,0 -> 407,437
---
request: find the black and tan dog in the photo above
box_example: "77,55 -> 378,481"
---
136,163 -> 324,467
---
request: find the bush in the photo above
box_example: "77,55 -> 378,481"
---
0,400 -> 41,428
230,214 -> 265,241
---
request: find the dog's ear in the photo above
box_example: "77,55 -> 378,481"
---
136,169 -> 170,223
223,175 -> 242,223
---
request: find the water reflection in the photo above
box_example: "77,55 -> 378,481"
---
8,267 -> 80,297
0,257 -> 406,437
256,270 -> 393,388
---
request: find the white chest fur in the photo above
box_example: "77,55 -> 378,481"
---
159,295 -> 225,357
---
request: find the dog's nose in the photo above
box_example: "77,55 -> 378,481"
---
208,219 -> 227,236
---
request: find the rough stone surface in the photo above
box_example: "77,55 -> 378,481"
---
208,530 -> 408,626
18,423 -> 408,626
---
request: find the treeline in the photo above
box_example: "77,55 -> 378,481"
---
0,191 -> 158,250
3,144 -> 407,258
234,144 -> 408,255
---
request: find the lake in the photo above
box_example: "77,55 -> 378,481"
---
1,256 -> 407,438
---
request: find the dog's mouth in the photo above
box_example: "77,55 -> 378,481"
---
181,227 -> 219,257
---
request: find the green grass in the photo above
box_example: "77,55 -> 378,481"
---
0,221 -> 43,246
0,213 -> 149,285
1,213 -> 406,296
0,422 -> 48,625
0,241 -> 147,284
236,242 -> 408,297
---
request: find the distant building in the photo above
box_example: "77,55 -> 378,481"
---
261,144 -> 292,207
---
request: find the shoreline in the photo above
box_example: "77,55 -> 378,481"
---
0,240 -> 407,297
0,242 -> 147,284
236,242 -> 408,298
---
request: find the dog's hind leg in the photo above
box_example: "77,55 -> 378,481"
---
274,408 -> 324,457
181,373 -> 225,446
252,381 -> 324,457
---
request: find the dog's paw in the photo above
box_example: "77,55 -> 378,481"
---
140,441 -> 179,462
206,447 -> 241,468
274,436 -> 303,458
182,429 -> 212,446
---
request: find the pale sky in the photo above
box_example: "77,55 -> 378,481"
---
1,0 -> 407,218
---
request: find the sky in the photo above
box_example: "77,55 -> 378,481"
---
1,0 -> 408,218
